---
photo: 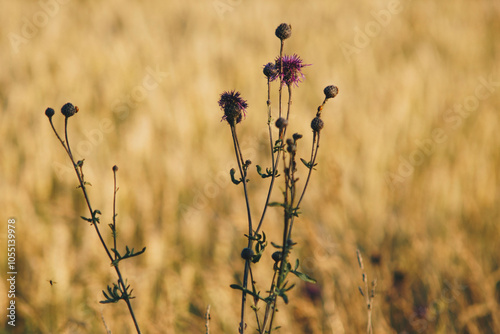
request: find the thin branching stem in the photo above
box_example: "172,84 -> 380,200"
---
112,168 -> 118,259
267,150 -> 295,334
231,124 -> 253,334
248,266 -> 263,333
288,131 -> 321,237
285,85 -> 292,121
50,118 -> 142,333
278,40 -> 284,119
254,85 -> 292,236
205,305 -> 211,334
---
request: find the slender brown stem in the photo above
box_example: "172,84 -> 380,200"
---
205,305 -> 211,334
254,85 -> 292,236
288,131 -> 321,237
278,40 -> 284,119
112,168 -> 118,259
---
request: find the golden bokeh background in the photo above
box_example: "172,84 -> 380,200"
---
1,0 -> 500,333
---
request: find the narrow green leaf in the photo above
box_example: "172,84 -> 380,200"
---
291,270 -> 317,283
230,284 -> 244,291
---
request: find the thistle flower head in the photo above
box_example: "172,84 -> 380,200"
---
45,107 -> 55,119
263,62 -> 278,80
275,117 -> 288,129
218,90 -> 248,125
324,85 -> 339,99
311,117 -> 324,132
272,251 -> 283,262
241,247 -> 254,260
61,102 -> 78,118
275,23 -> 292,40
274,54 -> 310,87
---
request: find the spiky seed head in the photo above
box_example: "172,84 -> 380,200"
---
218,91 -> 248,125
275,23 -> 292,40
311,117 -> 324,132
275,117 -> 288,129
241,248 -> 254,260
324,85 -> 339,99
61,103 -> 77,118
45,108 -> 55,119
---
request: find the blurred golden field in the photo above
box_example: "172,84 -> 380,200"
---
1,0 -> 500,333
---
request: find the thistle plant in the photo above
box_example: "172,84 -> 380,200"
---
45,104 -> 145,333
219,23 -> 339,333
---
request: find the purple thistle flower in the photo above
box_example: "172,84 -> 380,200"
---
274,54 -> 311,87
218,90 -> 249,125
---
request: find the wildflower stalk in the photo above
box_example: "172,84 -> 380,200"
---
230,123 -> 253,334
112,166 -> 118,259
278,40 -> 284,119
46,105 -> 143,334
220,23 -> 338,333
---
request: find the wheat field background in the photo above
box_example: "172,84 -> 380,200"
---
1,0 -> 500,333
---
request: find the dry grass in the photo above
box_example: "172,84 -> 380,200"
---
1,0 -> 500,333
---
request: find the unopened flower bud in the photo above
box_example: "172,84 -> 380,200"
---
324,85 -> 339,99
275,23 -> 292,40
272,251 -> 283,262
311,117 -> 324,132
112,165 -> 119,172
241,247 -> 254,260
292,133 -> 302,141
263,62 -> 278,79
275,117 -> 288,129
45,108 -> 55,119
61,103 -> 77,118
